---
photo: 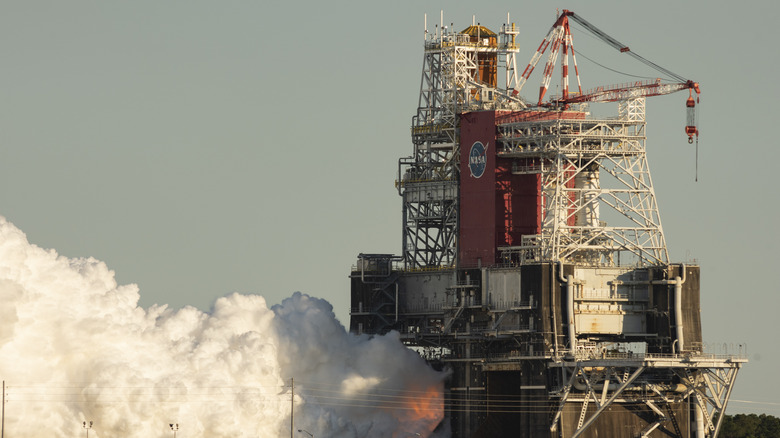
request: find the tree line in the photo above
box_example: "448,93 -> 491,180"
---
721,414 -> 780,438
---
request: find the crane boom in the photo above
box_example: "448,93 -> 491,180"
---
562,79 -> 699,104
517,9 -> 700,143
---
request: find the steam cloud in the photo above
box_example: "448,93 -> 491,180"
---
0,217 -> 446,437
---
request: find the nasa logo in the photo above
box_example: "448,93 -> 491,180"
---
469,141 -> 487,178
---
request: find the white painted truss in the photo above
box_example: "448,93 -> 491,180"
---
549,354 -> 745,438
400,20 -> 522,269
497,98 -> 669,266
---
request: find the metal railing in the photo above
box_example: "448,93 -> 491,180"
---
568,350 -> 748,362
489,299 -> 535,310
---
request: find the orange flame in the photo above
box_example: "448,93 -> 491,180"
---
393,384 -> 444,438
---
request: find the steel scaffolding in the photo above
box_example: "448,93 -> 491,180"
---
399,20 -> 522,269
496,98 -> 669,266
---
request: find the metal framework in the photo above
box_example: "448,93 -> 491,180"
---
350,11 -> 744,438
399,17 -> 523,269
549,354 -> 745,438
496,97 -> 669,266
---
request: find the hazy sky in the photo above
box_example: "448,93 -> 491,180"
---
1,0 -> 777,417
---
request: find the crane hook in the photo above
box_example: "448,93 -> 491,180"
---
685,90 -> 698,144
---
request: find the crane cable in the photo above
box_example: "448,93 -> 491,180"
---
570,46 -> 661,81
567,11 -> 701,181
566,11 -> 689,83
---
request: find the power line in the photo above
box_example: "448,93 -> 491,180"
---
8,381 -> 777,417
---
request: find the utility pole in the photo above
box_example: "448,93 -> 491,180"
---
290,378 -> 294,438
82,421 -> 92,438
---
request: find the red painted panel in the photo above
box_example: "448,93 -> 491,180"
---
495,159 -> 541,249
460,111 -> 546,268
460,110 -> 585,267
459,111 -> 498,267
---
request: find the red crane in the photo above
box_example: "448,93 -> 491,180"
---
516,10 -> 700,144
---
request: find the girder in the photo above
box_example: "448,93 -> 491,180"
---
549,357 -> 744,438
402,20 -> 522,269
496,98 -> 669,266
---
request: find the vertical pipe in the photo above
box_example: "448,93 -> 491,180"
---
2,380 -> 4,438
551,264 -> 560,356
481,268 -> 488,308
674,277 -> 684,352
574,166 -> 600,228
695,402 -> 705,438
465,339 -> 471,434
566,275 -> 576,354
395,284 -> 399,322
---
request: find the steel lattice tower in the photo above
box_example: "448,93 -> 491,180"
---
399,18 -> 522,269
496,96 -> 669,266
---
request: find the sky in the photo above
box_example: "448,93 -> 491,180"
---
0,0 -> 778,418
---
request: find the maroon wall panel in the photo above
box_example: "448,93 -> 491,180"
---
459,111 -> 498,267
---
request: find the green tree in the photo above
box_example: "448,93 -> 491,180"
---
721,413 -> 780,438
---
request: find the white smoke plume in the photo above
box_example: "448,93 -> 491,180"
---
0,217 -> 446,437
